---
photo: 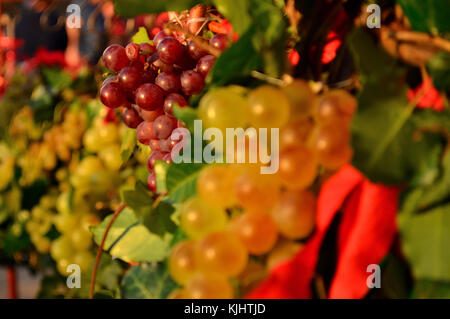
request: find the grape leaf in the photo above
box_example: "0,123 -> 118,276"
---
166,163 -> 205,202
92,208 -> 170,263
121,127 -> 137,163
121,263 -> 177,299
173,105 -> 198,132
143,200 -> 177,237
427,51 -> 450,92
398,0 -> 450,34
212,0 -> 251,35
154,160 -> 169,193
132,27 -> 151,44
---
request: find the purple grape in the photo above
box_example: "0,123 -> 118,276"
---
118,66 -> 142,90
125,43 -> 140,61
155,72 -> 181,93
135,83 -> 164,110
164,93 -> 187,116
153,30 -> 171,48
122,108 -> 143,128
196,55 -> 215,77
139,43 -> 156,55
187,40 -> 207,60
153,115 -> 176,139
157,37 -> 184,65
147,151 -> 166,171
149,139 -> 161,152
209,34 -> 230,51
147,172 -> 157,192
100,82 -> 125,108
102,45 -> 129,71
180,70 -> 204,95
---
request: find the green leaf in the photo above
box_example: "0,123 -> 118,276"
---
349,28 -> 442,184
121,263 -> 177,299
154,160 -> 170,193
92,208 -> 170,263
173,105 -> 198,132
399,202 -> 450,281
121,127 -> 137,163
398,0 -> 450,34
210,26 -> 263,86
132,27 -> 151,44
166,163 -> 205,202
427,51 -> 450,92
41,68 -> 72,92
412,279 -> 450,298
113,0 -> 209,17
121,181 -> 153,221
143,200 -> 177,237
212,0 -> 251,35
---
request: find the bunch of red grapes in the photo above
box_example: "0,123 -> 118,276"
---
99,28 -> 230,191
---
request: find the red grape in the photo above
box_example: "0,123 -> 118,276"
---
196,55 -> 215,77
153,115 -> 176,139
157,37 -> 184,65
138,107 -> 163,122
118,66 -> 142,90
122,108 -> 143,128
147,172 -> 157,192
187,40 -> 207,60
139,43 -> 156,55
135,83 -> 164,110
180,70 -> 204,95
153,30 -> 171,48
100,82 -> 125,108
149,139 -> 161,151
102,45 -> 129,71
147,151 -> 166,171
209,34 -> 230,51
164,93 -> 188,116
125,43 -> 140,61
155,72 -> 181,93
136,121 -> 157,145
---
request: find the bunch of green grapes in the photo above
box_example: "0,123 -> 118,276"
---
168,82 -> 357,298
0,143 -> 15,191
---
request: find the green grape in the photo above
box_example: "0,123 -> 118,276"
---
73,250 -> 93,271
99,144 -> 123,171
54,213 -> 79,234
231,211 -> 278,255
198,87 -> 249,131
57,258 -> 72,276
271,190 -> 316,239
169,240 -> 198,285
196,165 -> 238,208
97,123 -> 120,145
70,228 -> 92,250
281,80 -> 316,120
247,85 -> 290,129
50,236 -> 75,261
180,197 -> 228,239
185,273 -> 234,299
197,231 -> 248,277
277,145 -> 317,190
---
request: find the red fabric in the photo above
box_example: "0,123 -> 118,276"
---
247,165 -> 400,299
407,76 -> 444,112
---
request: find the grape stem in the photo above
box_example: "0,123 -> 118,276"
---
89,202 -> 127,299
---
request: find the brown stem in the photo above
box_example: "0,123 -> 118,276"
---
6,266 -> 17,299
89,202 -> 127,299
391,30 -> 450,53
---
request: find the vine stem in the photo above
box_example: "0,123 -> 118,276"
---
6,266 -> 17,299
89,202 -> 127,299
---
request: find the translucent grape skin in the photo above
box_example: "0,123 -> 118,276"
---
137,105 -> 163,122
185,274 -> 234,299
118,66 -> 142,90
164,93 -> 187,116
155,72 -> 181,93
136,121 -> 157,145
122,108 -> 143,129
135,83 -> 164,110
157,37 -> 184,65
153,115 -> 176,139
209,34 -> 230,51
100,82 -> 125,108
149,139 -> 161,152
196,55 -> 216,77
277,145 -> 317,190
102,44 -> 129,71
180,70 -> 204,95
169,240 -> 198,285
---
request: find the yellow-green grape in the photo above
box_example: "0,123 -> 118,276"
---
57,258 -> 72,276
197,231 -> 248,277
99,144 -> 123,171
56,192 -> 71,215
50,236 -> 75,260
279,118 -> 314,149
34,236 -> 51,254
83,128 -> 101,152
180,197 -> 228,239
247,85 -> 290,129
311,121 -> 352,170
315,89 -> 357,124
185,273 -> 234,299
71,156 -> 104,189
277,145 -> 317,190
97,123 -> 120,145
266,239 -> 303,271
70,228 -> 92,250
169,240 -> 198,285
79,214 -> 100,231
230,212 -> 278,255
196,165 -> 237,208
271,191 -> 316,240
235,169 -> 280,213
282,80 -> 316,120
54,213 -> 78,234
73,250 -> 93,271
198,87 -> 249,131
